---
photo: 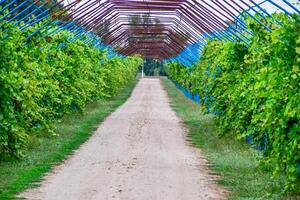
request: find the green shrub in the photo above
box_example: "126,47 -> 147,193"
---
0,19 -> 142,158
165,13 -> 300,190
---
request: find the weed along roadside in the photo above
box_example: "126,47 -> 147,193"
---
161,77 -> 300,200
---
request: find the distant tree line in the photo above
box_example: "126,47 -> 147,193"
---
143,59 -> 166,76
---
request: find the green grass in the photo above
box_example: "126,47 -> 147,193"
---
0,79 -> 138,200
161,77 -> 300,200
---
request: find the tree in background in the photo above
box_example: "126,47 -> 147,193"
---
143,59 -> 166,76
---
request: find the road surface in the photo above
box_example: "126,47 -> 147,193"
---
20,78 -> 226,200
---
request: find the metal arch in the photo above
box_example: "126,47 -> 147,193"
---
0,0 -> 299,61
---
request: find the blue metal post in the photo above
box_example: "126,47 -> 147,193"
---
268,0 -> 292,16
0,0 -> 18,15
0,0 -> 28,22
282,0 -> 300,14
8,1 -> 35,23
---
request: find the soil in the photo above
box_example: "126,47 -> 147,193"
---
20,78 -> 226,200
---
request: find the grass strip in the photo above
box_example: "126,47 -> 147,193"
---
0,79 -> 138,200
161,77 -> 299,200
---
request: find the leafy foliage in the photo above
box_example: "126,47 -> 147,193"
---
143,59 -> 165,76
0,19 -> 142,158
165,13 -> 300,190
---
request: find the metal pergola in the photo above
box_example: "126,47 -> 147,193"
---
0,0 -> 299,63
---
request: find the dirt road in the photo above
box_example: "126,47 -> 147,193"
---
20,78 -> 226,200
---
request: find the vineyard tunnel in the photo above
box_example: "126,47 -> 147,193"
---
1,0 -> 299,66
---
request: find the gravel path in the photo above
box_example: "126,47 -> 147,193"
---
20,78 -> 226,200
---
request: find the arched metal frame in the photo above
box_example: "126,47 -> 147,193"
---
0,0 -> 299,64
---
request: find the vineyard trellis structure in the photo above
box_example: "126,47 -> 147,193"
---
0,0 -> 299,66
1,0 -> 300,193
